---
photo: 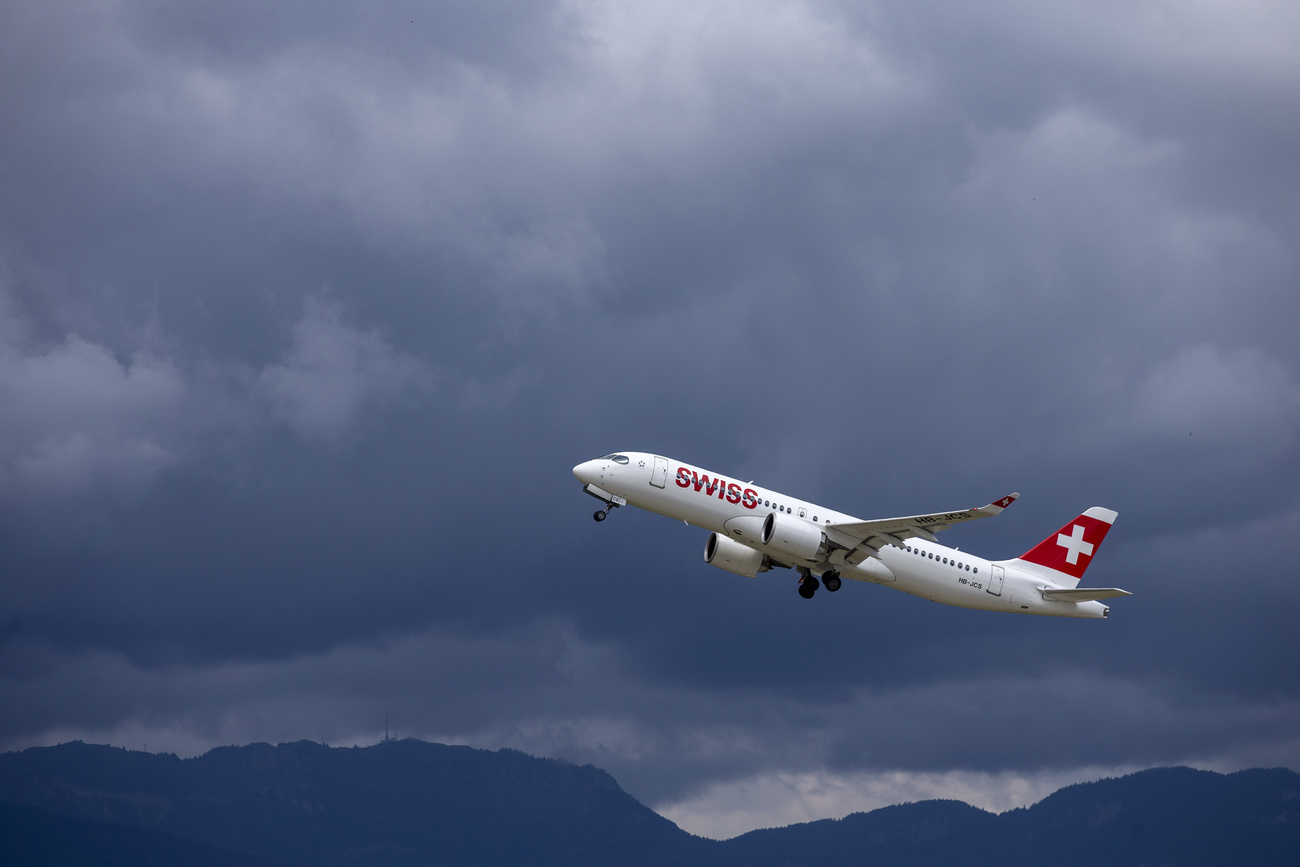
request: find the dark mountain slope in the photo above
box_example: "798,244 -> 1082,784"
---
3,739 -> 1298,866
0,738 -> 708,867
994,766 -> 1300,866
722,799 -> 1002,867
722,766 -> 1300,867
0,800 -> 281,867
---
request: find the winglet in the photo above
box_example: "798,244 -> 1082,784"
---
979,493 -> 1020,515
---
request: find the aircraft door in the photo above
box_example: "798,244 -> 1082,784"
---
987,565 -> 1004,597
650,456 -> 669,488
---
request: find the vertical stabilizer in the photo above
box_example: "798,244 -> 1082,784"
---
1013,507 -> 1117,588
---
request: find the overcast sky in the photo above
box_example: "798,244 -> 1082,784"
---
2,0 -> 1299,840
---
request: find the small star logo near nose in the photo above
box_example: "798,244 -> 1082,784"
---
638,460 -> 646,468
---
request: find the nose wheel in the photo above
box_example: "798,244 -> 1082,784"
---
583,484 -> 626,523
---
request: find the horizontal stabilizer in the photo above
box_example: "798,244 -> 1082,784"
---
1041,587 -> 1132,603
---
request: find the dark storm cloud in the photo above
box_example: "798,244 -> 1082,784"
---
2,0 -> 1299,837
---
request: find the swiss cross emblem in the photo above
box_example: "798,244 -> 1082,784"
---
1056,524 -> 1095,565
995,496 -> 1015,508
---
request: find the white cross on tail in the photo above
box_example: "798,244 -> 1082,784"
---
1057,524 -> 1094,565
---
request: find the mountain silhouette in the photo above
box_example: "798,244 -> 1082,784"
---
2,739 -> 1297,866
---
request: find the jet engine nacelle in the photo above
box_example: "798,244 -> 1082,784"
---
704,532 -> 767,577
761,511 -> 827,562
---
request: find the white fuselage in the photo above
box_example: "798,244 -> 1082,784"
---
573,452 -> 1110,618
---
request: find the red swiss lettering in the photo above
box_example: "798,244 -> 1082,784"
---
682,470 -> 756,509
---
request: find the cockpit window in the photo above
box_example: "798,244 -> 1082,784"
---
609,454 -> 630,464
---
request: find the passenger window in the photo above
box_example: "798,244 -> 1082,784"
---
974,568 -> 978,574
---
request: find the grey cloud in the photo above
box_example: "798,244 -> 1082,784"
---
260,298 -> 435,442
0,288 -> 435,501
0,307 -> 187,498
1124,344 -> 1300,450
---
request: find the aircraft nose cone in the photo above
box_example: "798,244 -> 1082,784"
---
572,460 -> 598,485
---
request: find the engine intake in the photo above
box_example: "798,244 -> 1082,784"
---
704,533 -> 767,578
761,512 -> 827,562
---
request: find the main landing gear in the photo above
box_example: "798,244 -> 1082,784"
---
798,573 -> 819,599
798,569 -> 841,599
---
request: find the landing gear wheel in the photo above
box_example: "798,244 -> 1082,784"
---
593,510 -> 607,522
822,571 -> 842,592
798,573 -> 820,599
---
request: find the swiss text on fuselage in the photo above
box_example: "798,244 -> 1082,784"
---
676,468 -> 760,509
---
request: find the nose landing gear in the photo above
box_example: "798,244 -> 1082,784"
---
583,484 -> 627,523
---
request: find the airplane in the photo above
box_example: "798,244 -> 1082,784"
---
573,452 -> 1131,618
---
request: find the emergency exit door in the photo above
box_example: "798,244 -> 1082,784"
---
650,456 -> 669,488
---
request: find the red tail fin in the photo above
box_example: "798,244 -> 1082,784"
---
1017,507 -> 1118,582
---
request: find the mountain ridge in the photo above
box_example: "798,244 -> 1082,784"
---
2,739 -> 1297,866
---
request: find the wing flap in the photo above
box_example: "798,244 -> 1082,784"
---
1040,587 -> 1133,603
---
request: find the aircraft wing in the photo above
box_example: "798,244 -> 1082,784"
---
824,493 -> 1019,564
